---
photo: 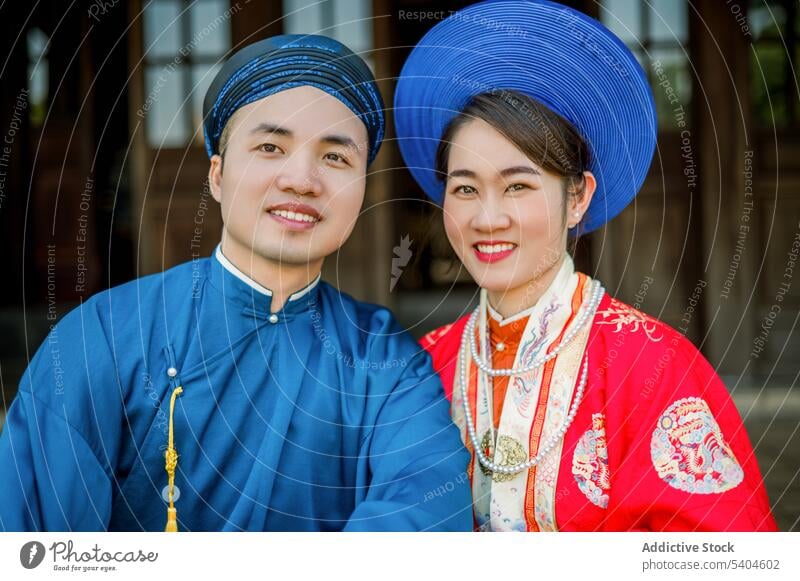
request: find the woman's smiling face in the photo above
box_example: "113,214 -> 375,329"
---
442,118 -> 593,311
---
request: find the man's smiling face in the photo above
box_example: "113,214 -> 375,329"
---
208,85 -> 370,269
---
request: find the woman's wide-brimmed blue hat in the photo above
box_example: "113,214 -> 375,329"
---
394,0 -> 657,234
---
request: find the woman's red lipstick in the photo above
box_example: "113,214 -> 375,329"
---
472,241 -> 517,263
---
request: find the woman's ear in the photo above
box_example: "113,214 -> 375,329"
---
568,171 -> 596,224
208,154 -> 223,203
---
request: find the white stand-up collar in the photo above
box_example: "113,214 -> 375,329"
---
214,244 -> 321,302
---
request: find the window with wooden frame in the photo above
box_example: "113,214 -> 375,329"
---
141,0 -> 233,149
749,0 -> 799,127
599,0 -> 691,131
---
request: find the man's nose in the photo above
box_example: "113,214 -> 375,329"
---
274,152 -> 323,196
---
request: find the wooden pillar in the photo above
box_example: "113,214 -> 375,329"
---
321,0 -> 395,305
127,0 -> 150,273
30,6 -> 101,303
692,0 -> 755,377
231,0 -> 283,46
0,3 -> 33,307
366,0 -> 394,307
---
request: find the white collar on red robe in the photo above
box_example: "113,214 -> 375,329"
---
486,253 -> 576,328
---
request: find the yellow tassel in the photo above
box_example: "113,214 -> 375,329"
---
164,386 -> 183,532
165,507 -> 178,532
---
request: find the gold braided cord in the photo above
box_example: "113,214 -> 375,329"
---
164,386 -> 183,532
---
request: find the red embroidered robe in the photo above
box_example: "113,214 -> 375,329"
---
421,267 -> 777,532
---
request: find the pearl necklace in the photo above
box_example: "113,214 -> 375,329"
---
459,280 -> 604,477
469,280 -> 605,377
461,346 -> 590,476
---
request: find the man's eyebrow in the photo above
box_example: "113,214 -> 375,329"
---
320,134 -> 358,151
249,122 -> 292,137
247,125 -> 360,151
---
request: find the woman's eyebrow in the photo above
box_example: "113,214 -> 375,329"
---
499,165 -> 541,177
448,168 -> 477,179
448,166 -> 542,179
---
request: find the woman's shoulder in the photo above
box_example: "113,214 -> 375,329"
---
592,293 -> 687,347
420,315 -> 470,354
419,315 -> 471,399
591,292 -> 715,382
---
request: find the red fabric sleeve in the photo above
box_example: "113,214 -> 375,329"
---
419,316 -> 469,402
602,328 -> 778,531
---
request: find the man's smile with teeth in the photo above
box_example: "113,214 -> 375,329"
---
269,209 -> 319,223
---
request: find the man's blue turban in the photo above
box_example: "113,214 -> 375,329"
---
203,34 -> 385,164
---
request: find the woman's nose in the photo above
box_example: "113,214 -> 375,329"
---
470,196 -> 512,232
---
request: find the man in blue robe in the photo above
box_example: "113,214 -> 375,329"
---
0,35 -> 472,532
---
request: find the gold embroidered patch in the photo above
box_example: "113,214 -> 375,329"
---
650,397 -> 744,494
595,298 -> 663,342
572,413 -> 610,508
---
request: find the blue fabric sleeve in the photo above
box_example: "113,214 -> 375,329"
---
0,303 -> 117,532
345,354 -> 473,532
0,388 -> 112,531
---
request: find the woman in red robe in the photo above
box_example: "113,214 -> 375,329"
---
395,0 -> 777,532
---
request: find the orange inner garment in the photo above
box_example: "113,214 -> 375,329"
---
483,313 -> 530,429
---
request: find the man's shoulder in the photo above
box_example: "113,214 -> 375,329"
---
317,282 -> 428,366
103,258 -> 201,300
24,258 -> 208,392
318,281 -> 401,332
90,258 -> 202,306
52,258 -> 205,339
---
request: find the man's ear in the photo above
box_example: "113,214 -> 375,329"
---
208,154 -> 223,203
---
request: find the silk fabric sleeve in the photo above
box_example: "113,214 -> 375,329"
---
0,349 -> 113,531
603,332 -> 777,531
0,302 -> 120,532
344,353 -> 473,531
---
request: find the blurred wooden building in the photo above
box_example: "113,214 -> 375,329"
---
0,0 -> 797,397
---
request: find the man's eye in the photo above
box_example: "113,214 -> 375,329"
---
324,152 -> 349,165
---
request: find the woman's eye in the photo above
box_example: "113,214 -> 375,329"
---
258,143 -> 281,154
507,183 -> 527,192
453,184 -> 477,195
